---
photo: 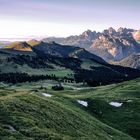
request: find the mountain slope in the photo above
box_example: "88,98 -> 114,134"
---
58,77 -> 140,139
32,41 -> 106,63
5,42 -> 32,52
0,82 -> 135,140
116,53 -> 140,69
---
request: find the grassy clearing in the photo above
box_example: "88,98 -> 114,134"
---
46,69 -> 74,77
81,59 -> 102,70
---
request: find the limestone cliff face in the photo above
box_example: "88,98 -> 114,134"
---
115,53 -> 140,70
133,30 -> 140,43
91,28 -> 140,61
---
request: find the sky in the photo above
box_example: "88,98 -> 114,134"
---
0,0 -> 140,40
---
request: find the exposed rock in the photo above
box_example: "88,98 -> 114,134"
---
133,30 -> 140,43
43,30 -> 100,49
91,28 -> 140,61
116,53 -> 140,70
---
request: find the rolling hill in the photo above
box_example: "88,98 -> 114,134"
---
0,76 -> 139,139
1,78 -> 139,139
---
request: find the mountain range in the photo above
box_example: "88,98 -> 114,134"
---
3,40 -> 105,63
43,28 -> 140,69
32,41 -> 106,63
0,39 -> 140,86
0,27 -> 140,70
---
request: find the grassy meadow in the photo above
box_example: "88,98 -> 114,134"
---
0,78 -> 140,140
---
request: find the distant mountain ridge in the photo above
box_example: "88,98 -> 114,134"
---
3,41 -> 106,64
1,27 -> 140,69
43,30 -> 99,49
43,27 -> 140,62
32,41 -> 106,63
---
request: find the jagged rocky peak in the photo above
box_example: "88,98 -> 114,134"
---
91,27 -> 140,61
117,27 -> 135,35
82,29 -> 94,36
81,29 -> 98,40
103,27 -> 116,35
108,27 -> 116,34
117,27 -> 126,33
92,34 -> 124,60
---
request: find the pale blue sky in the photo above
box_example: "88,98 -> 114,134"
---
0,0 -> 139,39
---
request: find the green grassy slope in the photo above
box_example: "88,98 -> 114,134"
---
0,81 -> 135,140
58,78 -> 140,139
0,62 -> 73,77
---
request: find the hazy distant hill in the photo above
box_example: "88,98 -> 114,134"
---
0,41 -> 11,48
